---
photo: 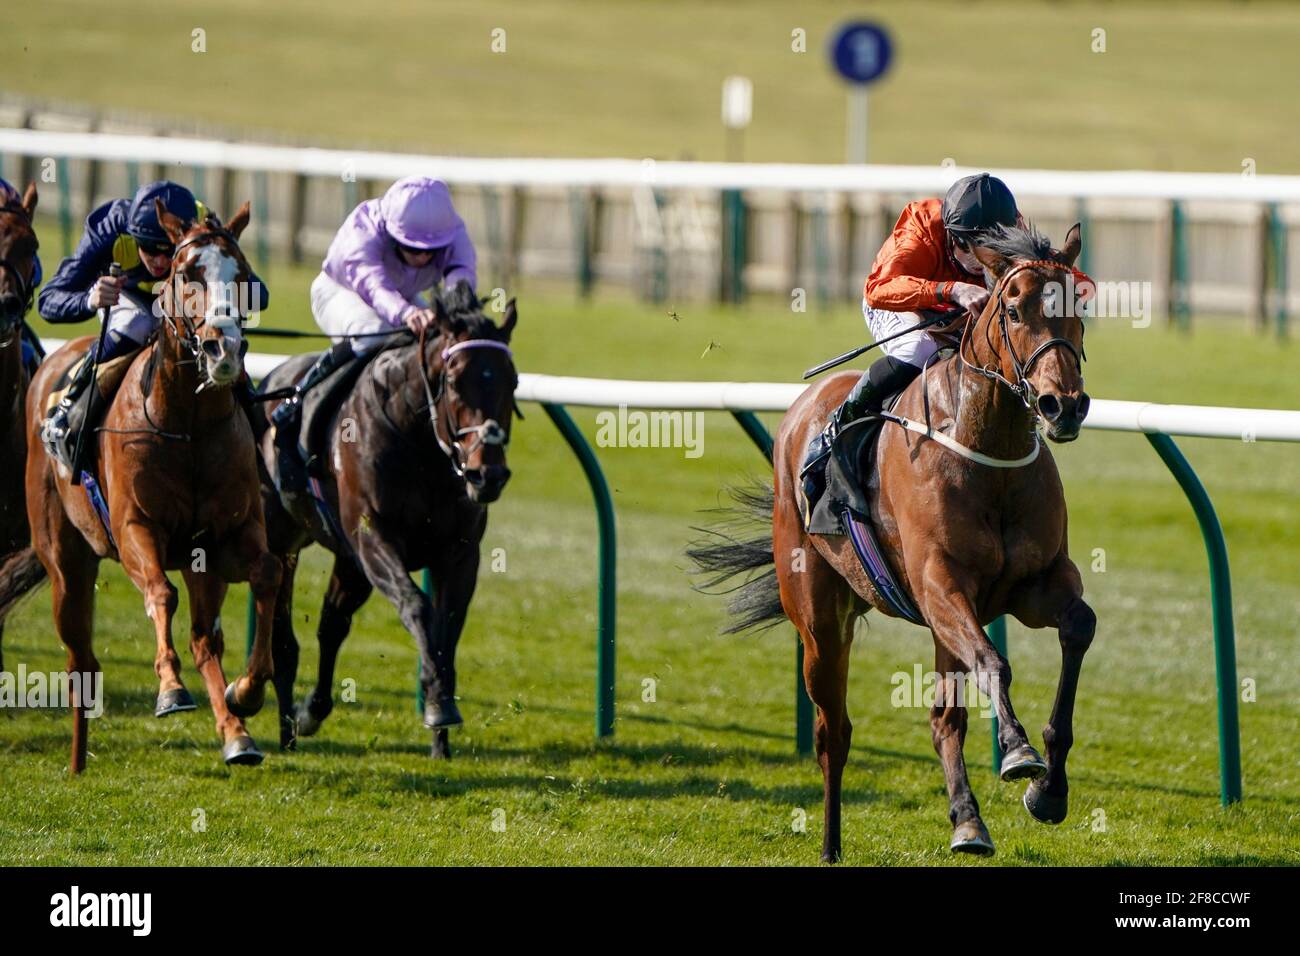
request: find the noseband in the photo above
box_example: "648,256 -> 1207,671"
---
417,330 -> 515,479
959,259 -> 1090,411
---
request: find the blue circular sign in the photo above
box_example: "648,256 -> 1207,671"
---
830,22 -> 893,85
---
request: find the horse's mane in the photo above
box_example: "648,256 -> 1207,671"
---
433,281 -> 504,338
976,222 -> 1055,263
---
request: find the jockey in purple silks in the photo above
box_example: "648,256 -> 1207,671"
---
269,175 -> 478,493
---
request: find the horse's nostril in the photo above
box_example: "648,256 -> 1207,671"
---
1037,394 -> 1062,421
1078,393 -> 1091,421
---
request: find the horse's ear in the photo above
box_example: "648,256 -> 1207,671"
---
971,243 -> 1011,279
500,297 -> 517,340
21,182 -> 38,217
226,201 -> 251,240
155,198 -> 188,245
1056,222 -> 1082,268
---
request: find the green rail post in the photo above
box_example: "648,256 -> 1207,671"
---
570,187 -> 595,299
245,587 -> 256,657
56,157 -> 72,256
418,569 -> 432,713
1145,432 -> 1243,805
125,161 -> 139,197
254,170 -> 270,271
542,403 -> 616,738
1170,200 -> 1191,330
192,166 -> 206,203
720,189 -> 746,304
730,410 -> 814,756
1269,202 -> 1289,339
986,616 -> 1008,772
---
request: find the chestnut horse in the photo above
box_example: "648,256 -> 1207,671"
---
0,182 -> 39,672
2,199 -> 281,771
255,286 -> 518,759
693,224 -> 1096,862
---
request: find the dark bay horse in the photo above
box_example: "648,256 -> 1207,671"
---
0,182 -> 40,671
693,224 -> 1096,862
256,287 -> 518,759
2,199 -> 281,771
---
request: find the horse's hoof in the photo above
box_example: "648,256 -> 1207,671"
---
295,701 -> 326,737
154,687 -> 197,717
423,697 -> 463,729
1023,779 -> 1068,824
224,680 -> 264,719
999,744 -> 1048,782
222,735 -> 264,766
950,818 -> 996,856
820,849 -> 842,864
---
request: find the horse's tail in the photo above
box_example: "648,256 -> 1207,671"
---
686,481 -> 786,634
0,547 -> 48,621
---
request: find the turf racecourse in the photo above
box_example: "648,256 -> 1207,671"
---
2,274 -> 1297,866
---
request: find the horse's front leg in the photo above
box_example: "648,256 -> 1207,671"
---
423,550 -> 480,760
222,520 -> 282,720
353,524 -> 462,743
117,519 -> 195,717
295,552 -> 372,741
931,645 -> 995,856
1007,555 -> 1095,823
181,566 -> 262,765
917,557 -> 1045,782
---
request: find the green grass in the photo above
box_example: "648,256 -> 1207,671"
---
3,271 -> 1298,865
5,0 -> 1300,172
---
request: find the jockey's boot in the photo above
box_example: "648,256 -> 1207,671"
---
234,372 -> 268,443
41,350 -> 100,478
801,354 -> 921,492
270,341 -> 354,495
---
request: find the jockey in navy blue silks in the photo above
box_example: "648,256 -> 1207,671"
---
0,177 -> 45,370
37,180 -> 270,472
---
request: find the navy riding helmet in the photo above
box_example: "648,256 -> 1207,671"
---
126,181 -> 198,247
941,173 -> 1018,242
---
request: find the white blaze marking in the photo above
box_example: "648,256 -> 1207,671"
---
195,244 -> 243,344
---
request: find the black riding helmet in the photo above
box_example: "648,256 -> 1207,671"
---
941,173 -> 1018,246
126,181 -> 198,249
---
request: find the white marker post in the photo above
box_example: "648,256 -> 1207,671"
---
721,75 -> 753,163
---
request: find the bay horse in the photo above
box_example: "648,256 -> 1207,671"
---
0,182 -> 39,672
256,285 -> 518,759
2,198 -> 281,771
692,223 -> 1096,862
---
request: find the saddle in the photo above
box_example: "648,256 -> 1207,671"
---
799,384 -> 926,626
43,348 -> 142,423
260,347 -> 381,482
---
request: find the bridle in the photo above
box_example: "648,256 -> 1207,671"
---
0,204 -> 37,337
959,258 -> 1091,412
417,327 -> 515,479
158,224 -> 249,387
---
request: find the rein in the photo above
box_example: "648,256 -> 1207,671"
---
959,259 -> 1089,410
417,328 -> 513,478
884,257 -> 1092,469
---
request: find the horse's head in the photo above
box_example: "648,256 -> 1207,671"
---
0,182 -> 39,340
970,223 -> 1092,443
421,284 -> 519,503
155,197 -> 256,389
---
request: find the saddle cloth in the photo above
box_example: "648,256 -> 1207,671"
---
800,390 -> 927,626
